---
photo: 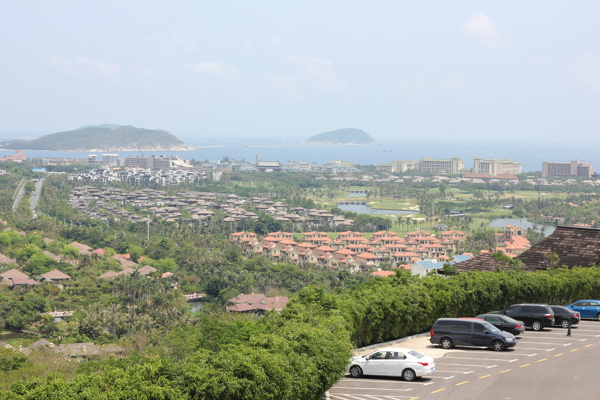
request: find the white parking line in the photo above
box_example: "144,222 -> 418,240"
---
427,375 -> 455,379
339,379 -> 432,386
437,363 -> 497,368
540,332 -> 600,337
434,370 -> 474,374
523,336 -> 587,341
517,347 -> 555,351
442,356 -> 519,362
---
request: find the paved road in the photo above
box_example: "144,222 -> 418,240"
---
29,177 -> 44,218
329,319 -> 600,399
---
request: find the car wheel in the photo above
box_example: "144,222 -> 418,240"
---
597,313 -> 600,322
492,340 -> 505,351
561,319 -> 570,328
440,338 -> 453,349
402,368 -> 416,381
349,366 -> 363,378
531,320 -> 543,331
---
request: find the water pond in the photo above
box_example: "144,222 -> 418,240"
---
338,204 -> 418,215
488,217 -> 556,236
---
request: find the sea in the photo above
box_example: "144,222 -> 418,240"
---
1,137 -> 598,173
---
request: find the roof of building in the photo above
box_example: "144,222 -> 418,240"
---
0,268 -> 29,280
454,253 -> 516,273
0,253 -> 16,264
516,226 -> 600,269
41,269 -> 72,280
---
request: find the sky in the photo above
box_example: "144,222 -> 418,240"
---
1,1 -> 599,143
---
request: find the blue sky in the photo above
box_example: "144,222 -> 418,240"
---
1,1 -> 599,142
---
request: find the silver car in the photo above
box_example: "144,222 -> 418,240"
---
348,347 -> 435,381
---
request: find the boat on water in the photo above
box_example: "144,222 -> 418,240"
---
383,149 -> 393,152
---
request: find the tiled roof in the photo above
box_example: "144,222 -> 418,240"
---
454,253 -> 516,272
0,253 -> 16,264
516,226 -> 600,269
0,268 -> 29,280
41,269 -> 72,280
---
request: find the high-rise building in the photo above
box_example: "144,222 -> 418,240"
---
392,160 -> 418,173
542,160 -> 594,177
418,157 -> 464,174
473,158 -> 522,175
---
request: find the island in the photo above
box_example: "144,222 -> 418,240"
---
0,125 -> 193,151
304,128 -> 377,145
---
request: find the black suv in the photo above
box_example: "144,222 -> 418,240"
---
430,318 -> 517,351
494,304 -> 554,331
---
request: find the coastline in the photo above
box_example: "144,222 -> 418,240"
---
247,143 -> 378,148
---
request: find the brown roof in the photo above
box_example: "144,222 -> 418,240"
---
454,253 -> 515,273
516,226 -> 600,270
0,253 -> 16,264
98,270 -> 119,279
138,265 -> 157,275
41,269 -> 72,280
0,268 -> 29,280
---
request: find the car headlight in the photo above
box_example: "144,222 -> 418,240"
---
504,337 -> 514,342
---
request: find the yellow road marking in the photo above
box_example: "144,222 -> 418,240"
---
408,397 -> 420,400
571,348 -> 579,352
520,364 -> 530,368
537,358 -> 547,362
456,381 -> 469,386
479,375 -> 491,379
431,388 -> 445,394
585,344 -> 593,347
500,369 -> 511,373
555,353 -> 563,357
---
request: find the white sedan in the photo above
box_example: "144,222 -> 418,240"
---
348,347 -> 435,381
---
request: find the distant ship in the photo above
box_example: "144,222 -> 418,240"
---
383,149 -> 393,152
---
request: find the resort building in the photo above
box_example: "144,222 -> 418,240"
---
542,160 -> 594,177
418,157 -> 464,174
472,158 -> 522,175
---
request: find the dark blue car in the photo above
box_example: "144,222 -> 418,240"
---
565,300 -> 600,320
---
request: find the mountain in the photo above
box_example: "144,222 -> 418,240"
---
0,125 -> 193,151
305,128 -> 376,145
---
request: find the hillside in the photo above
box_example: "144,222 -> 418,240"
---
0,125 -> 193,151
305,128 -> 376,145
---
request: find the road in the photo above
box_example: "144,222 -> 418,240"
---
329,319 -> 600,399
29,177 -> 44,218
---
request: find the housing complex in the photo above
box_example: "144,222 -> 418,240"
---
230,229 -> 470,274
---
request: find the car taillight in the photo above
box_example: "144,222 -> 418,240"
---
574,313 -> 580,318
430,328 -> 434,336
418,362 -> 429,366
545,314 -> 553,319
515,324 -> 522,329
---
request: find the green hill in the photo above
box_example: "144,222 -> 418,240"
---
305,128 -> 376,144
0,125 -> 193,151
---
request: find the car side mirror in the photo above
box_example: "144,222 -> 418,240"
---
484,330 -> 490,334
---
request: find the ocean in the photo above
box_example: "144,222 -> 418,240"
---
1,138 -> 598,173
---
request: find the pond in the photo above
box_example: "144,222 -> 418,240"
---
488,218 -> 556,236
0,331 -> 32,340
345,191 -> 367,197
190,302 -> 203,312
338,204 -> 419,215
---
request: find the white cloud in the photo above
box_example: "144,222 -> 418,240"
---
128,64 -> 155,77
143,33 -> 199,55
461,13 -> 507,50
268,35 -> 283,46
269,74 -> 302,97
47,54 -> 121,77
575,53 -> 600,91
184,61 -> 239,75
289,55 -> 348,93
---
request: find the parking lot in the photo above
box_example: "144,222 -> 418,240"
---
328,319 -> 600,399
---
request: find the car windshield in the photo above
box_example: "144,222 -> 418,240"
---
408,350 -> 425,358
501,316 -> 518,323
482,321 -> 501,332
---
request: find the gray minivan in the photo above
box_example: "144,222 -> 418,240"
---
430,318 -> 518,351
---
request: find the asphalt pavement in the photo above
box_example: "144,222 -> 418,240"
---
329,319 -> 600,399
